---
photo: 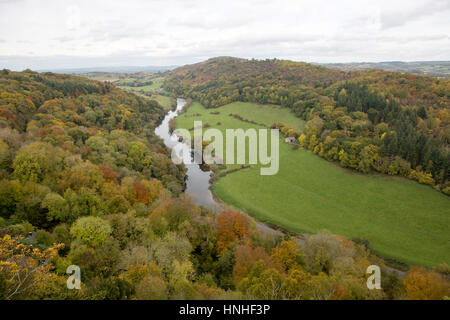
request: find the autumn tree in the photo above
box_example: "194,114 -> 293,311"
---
216,211 -> 250,254
0,235 -> 63,300
301,231 -> 354,275
233,244 -> 275,285
403,267 -> 450,300
270,240 -> 304,272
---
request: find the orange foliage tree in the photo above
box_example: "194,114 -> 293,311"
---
403,267 -> 449,300
270,240 -> 303,273
233,244 -> 275,285
216,211 -> 250,254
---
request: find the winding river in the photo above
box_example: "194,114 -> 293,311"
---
154,98 -> 220,210
154,97 -> 282,235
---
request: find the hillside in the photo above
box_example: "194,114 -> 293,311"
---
320,61 -> 450,79
165,57 -> 450,195
0,68 -> 193,220
165,57 -> 348,109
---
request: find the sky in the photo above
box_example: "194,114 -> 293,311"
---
0,0 -> 449,70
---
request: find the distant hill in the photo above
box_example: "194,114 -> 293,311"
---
165,56 -> 349,108
37,65 -> 177,74
319,61 -> 450,79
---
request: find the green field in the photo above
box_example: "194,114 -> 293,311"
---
114,78 -> 136,85
119,87 -> 174,111
152,94 -> 175,110
146,77 -> 165,90
119,77 -> 164,92
176,101 -> 450,268
115,76 -> 174,110
119,77 -> 165,92
177,101 -> 304,132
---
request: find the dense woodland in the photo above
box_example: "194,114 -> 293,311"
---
0,70 -> 448,300
321,61 -> 450,79
165,57 -> 450,195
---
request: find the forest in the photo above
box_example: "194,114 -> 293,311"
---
321,61 -> 450,79
0,69 -> 448,300
164,57 -> 450,195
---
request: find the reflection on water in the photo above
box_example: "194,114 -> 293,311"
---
154,98 -> 218,209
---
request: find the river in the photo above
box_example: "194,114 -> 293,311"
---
154,98 -> 220,210
154,98 -> 284,235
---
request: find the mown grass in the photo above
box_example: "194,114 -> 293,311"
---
176,101 -> 450,268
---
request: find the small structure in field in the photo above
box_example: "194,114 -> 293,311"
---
285,137 -> 296,143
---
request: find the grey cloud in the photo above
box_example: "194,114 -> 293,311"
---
380,0 -> 450,30
225,34 -> 319,47
174,15 -> 252,30
0,0 -> 449,69
0,0 -> 24,3
87,23 -> 160,42
53,36 -> 73,43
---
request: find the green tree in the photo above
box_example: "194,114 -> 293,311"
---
70,216 -> 112,248
0,180 -> 22,218
63,188 -> 105,223
42,192 -> 69,222
127,141 -> 152,171
0,139 -> 9,168
12,142 -> 65,184
135,275 -> 168,300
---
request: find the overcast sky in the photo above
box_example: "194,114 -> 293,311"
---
0,0 -> 449,70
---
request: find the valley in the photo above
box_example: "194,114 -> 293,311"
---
2,0 -> 450,302
176,100 -> 450,268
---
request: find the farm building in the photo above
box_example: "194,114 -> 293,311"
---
285,137 -> 296,143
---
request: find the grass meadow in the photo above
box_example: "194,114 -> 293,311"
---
117,76 -> 174,110
176,101 -> 450,268
152,94 -> 175,110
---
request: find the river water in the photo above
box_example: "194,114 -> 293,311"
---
154,98 -> 219,210
154,97 -> 282,235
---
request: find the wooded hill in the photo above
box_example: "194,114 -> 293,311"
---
165,57 -> 450,194
321,61 -> 450,79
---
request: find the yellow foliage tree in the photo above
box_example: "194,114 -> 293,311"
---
0,235 -> 63,299
403,267 -> 450,300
